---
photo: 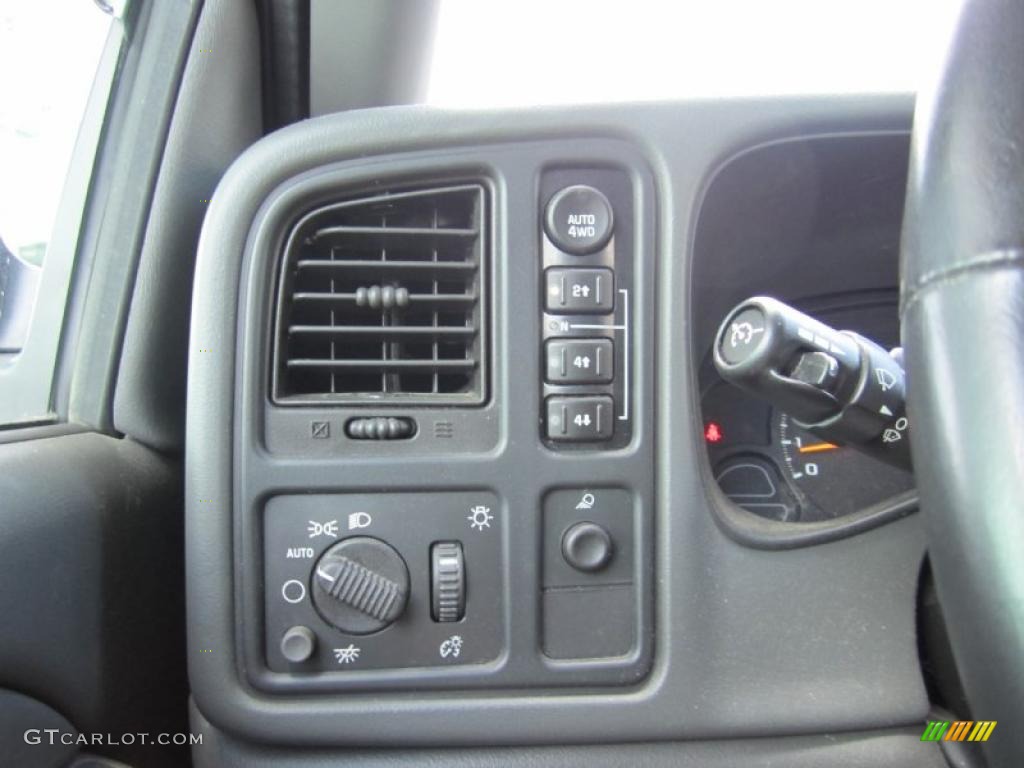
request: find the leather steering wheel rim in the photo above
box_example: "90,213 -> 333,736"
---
901,0 -> 1024,762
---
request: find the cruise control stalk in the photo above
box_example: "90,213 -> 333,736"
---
713,296 -> 911,471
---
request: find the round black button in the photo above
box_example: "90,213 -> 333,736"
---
280,625 -> 316,663
544,185 -> 614,255
561,521 -> 613,572
719,306 -> 768,366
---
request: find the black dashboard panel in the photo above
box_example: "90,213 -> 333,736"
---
186,98 -> 932,747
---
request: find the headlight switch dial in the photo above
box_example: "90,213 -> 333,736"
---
312,537 -> 410,635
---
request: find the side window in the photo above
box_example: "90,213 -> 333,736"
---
0,2 -> 118,426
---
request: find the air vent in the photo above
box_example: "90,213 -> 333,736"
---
274,184 -> 488,404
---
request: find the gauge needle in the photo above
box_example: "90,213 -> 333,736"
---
799,442 -> 839,454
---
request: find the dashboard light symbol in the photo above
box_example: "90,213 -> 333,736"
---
348,511 -> 372,530
333,645 -> 360,664
467,505 -> 493,531
308,519 -> 339,539
575,493 -> 595,510
439,635 -> 463,659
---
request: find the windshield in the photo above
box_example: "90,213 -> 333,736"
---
428,0 -> 960,107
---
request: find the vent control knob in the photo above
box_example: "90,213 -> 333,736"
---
346,416 -> 415,440
431,542 -> 466,622
312,537 -> 409,634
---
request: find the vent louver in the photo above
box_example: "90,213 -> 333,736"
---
274,184 -> 487,404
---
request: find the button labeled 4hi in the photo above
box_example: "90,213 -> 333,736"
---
546,338 -> 613,384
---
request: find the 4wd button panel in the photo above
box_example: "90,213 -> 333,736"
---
539,169 -> 634,449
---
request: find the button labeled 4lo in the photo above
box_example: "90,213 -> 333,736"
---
546,396 -> 614,441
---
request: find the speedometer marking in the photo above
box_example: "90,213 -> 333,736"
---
799,442 -> 838,454
774,410 -> 914,521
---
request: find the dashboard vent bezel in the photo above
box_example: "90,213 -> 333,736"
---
272,183 -> 489,406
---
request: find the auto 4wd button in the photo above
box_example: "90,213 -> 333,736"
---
545,185 -> 614,255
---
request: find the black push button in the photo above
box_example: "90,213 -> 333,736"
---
561,522 -> 613,572
545,268 -> 614,314
545,338 -> 613,384
544,185 -> 614,255
546,396 -> 614,441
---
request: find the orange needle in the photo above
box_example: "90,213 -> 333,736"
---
799,442 -> 839,454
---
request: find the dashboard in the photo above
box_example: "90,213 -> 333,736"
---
185,95 -> 939,763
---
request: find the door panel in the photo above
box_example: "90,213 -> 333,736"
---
0,433 -> 186,765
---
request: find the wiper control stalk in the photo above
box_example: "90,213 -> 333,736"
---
713,296 -> 911,471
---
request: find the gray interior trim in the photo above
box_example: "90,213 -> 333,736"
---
0,12 -> 122,427
187,94 -> 930,747
59,0 -> 199,434
114,0 -> 262,451
309,0 -> 439,115
190,699 -> 948,768
0,421 -> 88,446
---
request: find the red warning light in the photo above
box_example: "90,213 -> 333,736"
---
704,421 -> 724,444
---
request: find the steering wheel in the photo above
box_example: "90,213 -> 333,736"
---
901,0 -> 1024,763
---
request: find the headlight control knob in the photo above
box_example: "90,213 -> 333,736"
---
312,537 -> 409,634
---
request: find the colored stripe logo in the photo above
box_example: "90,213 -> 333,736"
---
921,720 -> 997,742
